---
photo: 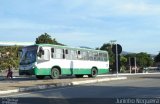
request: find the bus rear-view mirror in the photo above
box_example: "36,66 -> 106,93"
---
37,47 -> 44,57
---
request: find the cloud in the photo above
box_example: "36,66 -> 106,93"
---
61,0 -> 160,17
114,1 -> 160,16
0,19 -> 74,32
0,0 -> 160,54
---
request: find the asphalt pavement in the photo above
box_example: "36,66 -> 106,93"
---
1,74 -> 160,104
4,74 -> 160,98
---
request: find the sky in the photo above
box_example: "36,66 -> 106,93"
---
0,0 -> 160,54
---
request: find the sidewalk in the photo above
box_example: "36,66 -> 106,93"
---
0,70 -> 19,80
0,75 -> 127,95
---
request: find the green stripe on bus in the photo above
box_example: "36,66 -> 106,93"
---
36,68 -> 109,75
20,68 -> 109,76
98,68 -> 109,74
35,68 -> 51,75
61,68 -> 109,75
61,68 -> 91,74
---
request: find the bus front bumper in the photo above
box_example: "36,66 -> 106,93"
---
19,68 -> 35,75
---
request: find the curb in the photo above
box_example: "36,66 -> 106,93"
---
71,77 -> 127,85
97,73 -> 160,77
0,77 -> 127,95
0,89 -> 19,95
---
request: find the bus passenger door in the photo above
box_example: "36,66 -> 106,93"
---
70,61 -> 74,75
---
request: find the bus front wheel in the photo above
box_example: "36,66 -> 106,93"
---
50,68 -> 60,79
88,68 -> 97,78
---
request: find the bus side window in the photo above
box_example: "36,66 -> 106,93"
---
81,51 -> 84,60
93,52 -> 99,61
63,49 -> 65,59
86,51 -> 89,60
51,48 -> 54,58
89,52 -> 93,61
44,49 -> 50,60
55,48 -> 63,59
104,53 -> 108,61
99,53 -> 103,61
65,50 -> 68,54
65,49 -> 70,59
77,50 -> 82,60
82,51 -> 87,60
70,50 -> 77,60
38,49 -> 50,61
78,51 -> 80,55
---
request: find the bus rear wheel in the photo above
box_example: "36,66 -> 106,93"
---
36,75 -> 45,79
50,68 -> 60,79
88,68 -> 97,78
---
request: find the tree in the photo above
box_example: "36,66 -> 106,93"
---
35,33 -> 52,44
100,43 -> 115,65
36,33 -> 63,45
154,52 -> 160,63
0,46 -> 20,71
125,52 -> 153,68
0,33 -> 64,72
125,53 -> 136,66
136,52 -> 153,68
120,55 -> 127,72
120,55 -> 127,66
100,43 -> 116,72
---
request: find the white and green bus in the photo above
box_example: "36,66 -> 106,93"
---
19,44 -> 109,79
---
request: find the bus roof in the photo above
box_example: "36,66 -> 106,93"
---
30,44 -> 108,53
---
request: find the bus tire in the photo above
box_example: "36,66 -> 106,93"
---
88,68 -> 97,78
36,75 -> 45,79
75,75 -> 83,78
50,68 -> 60,79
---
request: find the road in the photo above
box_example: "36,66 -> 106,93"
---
1,74 -> 160,104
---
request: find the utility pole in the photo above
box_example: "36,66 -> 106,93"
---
116,44 -> 118,77
110,40 -> 116,75
129,57 -> 131,74
111,41 -> 122,77
135,57 -> 137,74
110,40 -> 118,77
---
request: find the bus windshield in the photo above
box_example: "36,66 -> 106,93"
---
20,46 -> 38,65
